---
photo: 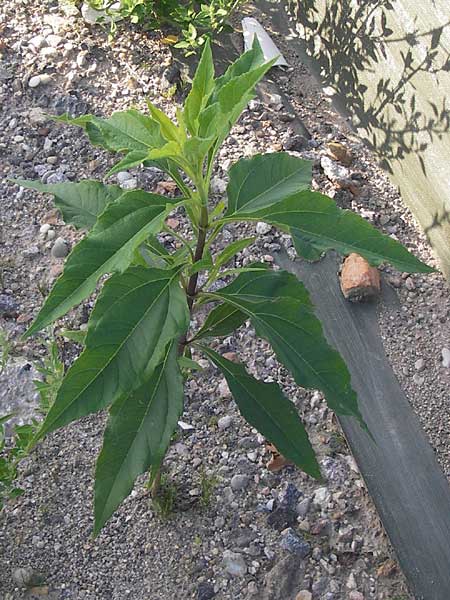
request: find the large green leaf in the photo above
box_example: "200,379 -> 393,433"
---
223,191 -> 434,273
199,346 -> 321,479
214,58 -> 275,138
195,266 -> 310,339
58,109 -> 165,153
225,153 -> 312,216
195,302 -> 247,340
94,340 -> 183,534
26,191 -> 177,337
35,267 -> 189,441
199,40 -> 275,163
107,151 -> 150,176
204,269 -> 364,424
211,36 -> 265,98
183,39 -> 215,136
16,180 -> 123,230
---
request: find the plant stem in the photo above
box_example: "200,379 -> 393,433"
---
186,207 -> 208,310
151,468 -> 161,498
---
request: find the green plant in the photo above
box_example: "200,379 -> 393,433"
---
33,338 -> 65,415
0,327 -> 11,373
0,337 -> 64,510
150,473 -> 177,518
199,468 -> 219,507
17,39 -> 433,535
83,0 -> 244,54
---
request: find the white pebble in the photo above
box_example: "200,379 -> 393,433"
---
40,224 -> 51,235
218,415 -> 232,430
120,178 -> 138,190
256,222 -> 272,235
442,347 -> 450,368
116,171 -> 132,183
414,358 -> 425,372
28,75 -> 41,88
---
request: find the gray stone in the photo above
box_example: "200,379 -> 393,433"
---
230,474 -> 249,491
256,222 -> 272,235
40,223 -> 51,235
413,373 -> 424,386
414,358 -> 426,372
51,237 -> 69,258
210,176 -> 227,195
296,497 -> 311,518
218,379 -> 231,398
28,35 -> 46,49
223,487 -> 234,503
321,156 -> 349,182
12,566 -> 36,587
279,528 -> 311,558
313,486 -> 330,509
117,171 -> 132,184
222,550 -> 247,577
218,415 -> 232,430
442,347 -> 450,368
120,178 -> 138,190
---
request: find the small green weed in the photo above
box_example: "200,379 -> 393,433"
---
0,337 -> 64,510
152,474 -> 177,518
199,468 -> 219,507
0,328 -> 11,373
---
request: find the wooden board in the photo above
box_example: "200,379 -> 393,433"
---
276,251 -> 450,600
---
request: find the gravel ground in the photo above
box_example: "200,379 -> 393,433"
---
0,2 -> 448,599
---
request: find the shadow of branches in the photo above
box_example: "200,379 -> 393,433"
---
282,0 -> 450,176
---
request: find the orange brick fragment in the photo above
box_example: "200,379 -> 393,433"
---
340,253 -> 380,301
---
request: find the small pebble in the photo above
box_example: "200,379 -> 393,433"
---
117,171 -> 132,184
222,550 -> 247,577
28,75 -> 41,88
218,380 -> 231,398
414,358 -> 425,372
120,178 -> 138,190
51,237 -> 69,258
442,347 -> 450,368
412,373 -> 424,386
279,528 -> 311,558
256,222 -> 272,235
230,474 -> 249,491
39,224 -> 51,235
12,566 -> 36,588
218,415 -> 232,430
